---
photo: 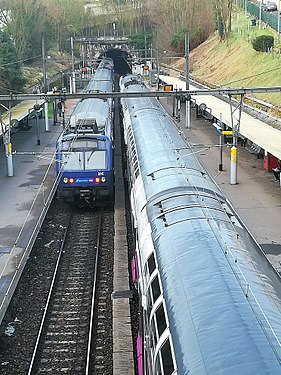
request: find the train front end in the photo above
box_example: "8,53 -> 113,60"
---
56,133 -> 113,206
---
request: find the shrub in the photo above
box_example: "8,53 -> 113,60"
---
252,35 -> 274,52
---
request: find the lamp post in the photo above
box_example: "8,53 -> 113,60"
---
70,36 -> 76,94
41,34 -> 50,132
185,32 -> 191,129
156,47 -> 160,90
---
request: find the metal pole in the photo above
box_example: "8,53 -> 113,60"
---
230,146 -> 237,184
230,133 -> 237,185
144,32 -> 147,62
53,100 -> 57,126
219,113 -> 223,171
62,106 -> 65,129
259,1 -> 262,30
185,32 -> 191,129
44,101 -> 49,132
7,95 -> 13,176
228,95 -> 242,185
176,97 -> 181,122
156,48 -> 160,90
42,33 -> 47,93
277,0 -> 280,44
71,36 -> 76,94
36,112 -> 40,145
149,47 -> 153,84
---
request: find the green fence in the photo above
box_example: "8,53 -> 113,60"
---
246,2 -> 280,32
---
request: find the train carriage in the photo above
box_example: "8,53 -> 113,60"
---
56,57 -> 114,206
120,74 -> 281,375
69,57 -> 114,135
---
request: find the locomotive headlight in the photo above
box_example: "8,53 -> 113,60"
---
95,177 -> 101,184
69,177 -> 75,184
101,177 -> 106,183
63,177 -> 68,183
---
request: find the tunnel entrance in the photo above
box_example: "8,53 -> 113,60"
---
104,49 -> 132,76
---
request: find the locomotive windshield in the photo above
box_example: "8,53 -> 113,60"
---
62,150 -> 107,170
60,137 -> 107,170
85,150 -> 106,169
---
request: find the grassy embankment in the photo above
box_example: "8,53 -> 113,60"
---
173,11 -> 281,111
22,50 -> 71,91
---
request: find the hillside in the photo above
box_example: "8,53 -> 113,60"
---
21,51 -> 72,92
171,12 -> 281,113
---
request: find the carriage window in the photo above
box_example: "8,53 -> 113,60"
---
161,339 -> 174,375
150,315 -> 157,349
147,254 -> 156,275
133,159 -> 138,174
132,145 -> 137,156
154,339 -> 174,375
134,168 -> 140,179
151,275 -> 161,303
156,303 -> 166,338
128,143 -> 134,157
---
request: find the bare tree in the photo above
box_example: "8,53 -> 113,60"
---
227,0 -> 233,34
148,0 -> 213,52
212,0 -> 233,40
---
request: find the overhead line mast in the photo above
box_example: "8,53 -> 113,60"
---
0,86 -> 281,101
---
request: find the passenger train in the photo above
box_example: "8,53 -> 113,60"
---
56,57 -> 114,206
120,74 -> 281,374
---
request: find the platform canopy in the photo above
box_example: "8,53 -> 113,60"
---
0,99 -> 45,136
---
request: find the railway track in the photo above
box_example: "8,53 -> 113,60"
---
27,206 -> 114,374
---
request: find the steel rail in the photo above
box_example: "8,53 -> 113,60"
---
27,215 -> 72,375
27,208 -> 104,375
85,207 -> 103,375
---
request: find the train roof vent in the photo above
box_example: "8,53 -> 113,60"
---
76,119 -> 99,134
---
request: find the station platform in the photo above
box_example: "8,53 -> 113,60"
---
159,74 -> 281,161
0,99 -> 78,324
161,96 -> 281,275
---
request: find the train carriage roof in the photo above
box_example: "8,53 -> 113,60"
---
153,216 -> 281,374
120,76 -> 281,374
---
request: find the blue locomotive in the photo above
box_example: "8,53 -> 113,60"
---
56,58 -> 114,206
120,75 -> 281,375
